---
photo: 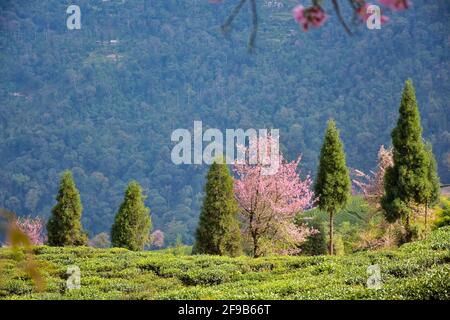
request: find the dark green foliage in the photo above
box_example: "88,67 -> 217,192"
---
111,181 -> 152,251
192,162 -> 241,257
424,143 -> 441,231
298,218 -> 328,256
315,120 -> 351,215
47,171 -> 88,246
382,80 -> 431,235
302,196 -> 370,226
424,143 -> 441,207
315,120 -> 351,254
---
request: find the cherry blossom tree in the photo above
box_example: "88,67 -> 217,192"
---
233,135 -> 315,257
210,0 -> 411,52
352,145 -> 393,210
0,209 -> 45,290
12,216 -> 46,245
151,229 -> 165,249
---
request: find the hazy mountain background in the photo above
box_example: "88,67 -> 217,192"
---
0,0 -> 449,245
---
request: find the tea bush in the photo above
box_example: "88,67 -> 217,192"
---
0,227 -> 449,300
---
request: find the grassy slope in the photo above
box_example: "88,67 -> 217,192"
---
0,227 -> 449,300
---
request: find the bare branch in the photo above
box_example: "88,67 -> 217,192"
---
332,0 -> 353,36
248,0 -> 258,53
221,0 -> 248,35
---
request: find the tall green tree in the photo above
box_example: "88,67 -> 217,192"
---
47,170 -> 88,246
314,120 -> 351,255
111,181 -> 152,251
424,143 -> 440,232
192,161 -> 242,257
382,80 -> 430,241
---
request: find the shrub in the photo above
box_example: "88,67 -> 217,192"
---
47,171 -> 88,246
111,181 -> 152,251
0,227 -> 449,300
297,218 -> 328,256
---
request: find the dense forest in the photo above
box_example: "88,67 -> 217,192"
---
0,0 -> 449,245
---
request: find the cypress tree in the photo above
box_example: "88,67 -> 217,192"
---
47,170 -> 88,246
111,181 -> 152,251
382,80 -> 430,241
314,120 -> 351,255
192,161 -> 242,257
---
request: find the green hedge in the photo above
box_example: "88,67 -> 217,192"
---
1,227 -> 449,300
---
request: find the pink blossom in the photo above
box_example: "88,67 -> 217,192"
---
378,0 -> 411,11
11,216 -> 46,245
293,5 -> 328,31
233,135 -> 315,257
352,145 -> 393,209
151,229 -> 165,248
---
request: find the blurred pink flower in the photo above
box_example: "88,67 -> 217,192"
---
293,5 -> 327,31
151,229 -> 165,248
12,216 -> 46,245
378,0 -> 411,11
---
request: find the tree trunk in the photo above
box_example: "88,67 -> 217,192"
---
405,213 -> 412,243
253,235 -> 259,258
424,202 -> 428,236
328,211 -> 334,255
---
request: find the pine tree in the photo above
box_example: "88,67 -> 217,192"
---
47,170 -> 87,246
111,181 -> 152,251
192,161 -> 242,257
424,143 -> 440,232
314,120 -> 351,255
382,80 -> 430,241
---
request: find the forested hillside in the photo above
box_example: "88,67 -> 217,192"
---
0,0 -> 449,245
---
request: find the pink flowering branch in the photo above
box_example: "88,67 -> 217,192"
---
352,145 -> 393,210
233,135 -> 315,257
209,0 -> 411,51
10,216 -> 46,245
151,229 -> 165,248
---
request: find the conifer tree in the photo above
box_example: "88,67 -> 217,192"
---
382,80 -> 431,241
111,181 -> 152,251
47,170 -> 88,246
314,120 -> 351,255
193,161 -> 242,257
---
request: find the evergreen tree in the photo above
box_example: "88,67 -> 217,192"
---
47,170 -> 87,246
192,161 -> 242,257
111,181 -> 152,251
314,120 -> 351,255
424,143 -> 441,232
382,80 -> 430,241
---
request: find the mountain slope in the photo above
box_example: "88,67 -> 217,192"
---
0,0 -> 449,243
